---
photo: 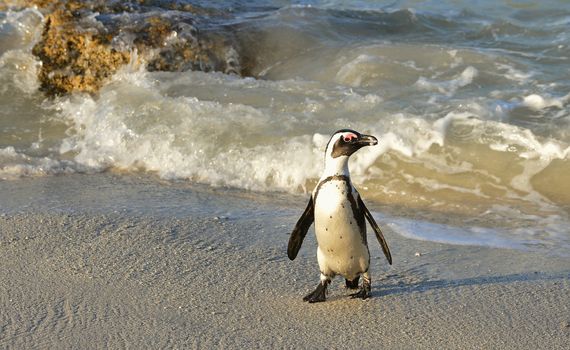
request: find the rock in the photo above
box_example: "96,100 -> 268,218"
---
32,8 -> 130,96
10,0 -> 249,96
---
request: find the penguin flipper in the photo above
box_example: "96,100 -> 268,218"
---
358,196 -> 392,265
287,197 -> 314,260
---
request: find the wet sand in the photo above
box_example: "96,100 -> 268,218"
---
1,174 -> 569,349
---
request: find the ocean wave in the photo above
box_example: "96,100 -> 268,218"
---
39,68 -> 567,205
0,59 -> 567,205
0,146 -> 80,179
1,1 -> 569,253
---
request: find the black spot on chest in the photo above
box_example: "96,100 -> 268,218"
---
313,175 -> 351,201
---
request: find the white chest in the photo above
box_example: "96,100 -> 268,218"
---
313,179 -> 369,278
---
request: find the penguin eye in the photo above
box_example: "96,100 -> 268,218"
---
343,133 -> 357,142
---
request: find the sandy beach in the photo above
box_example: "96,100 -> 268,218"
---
0,173 -> 568,349
1,0 -> 570,348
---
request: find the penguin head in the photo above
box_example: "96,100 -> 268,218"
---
325,129 -> 378,160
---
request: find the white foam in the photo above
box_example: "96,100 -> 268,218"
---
0,8 -> 44,50
0,147 -> 79,180
45,66 -> 410,192
485,120 -> 570,161
50,69 -> 455,193
521,93 -> 570,111
415,66 -> 478,96
0,49 -> 40,94
0,9 -> 44,94
495,62 -> 533,83
54,73 -> 329,192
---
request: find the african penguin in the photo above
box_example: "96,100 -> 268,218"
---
288,129 -> 392,303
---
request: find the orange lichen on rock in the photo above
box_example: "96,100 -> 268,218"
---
32,9 -> 130,96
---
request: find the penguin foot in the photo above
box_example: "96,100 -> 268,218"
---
303,282 -> 328,303
349,286 -> 371,300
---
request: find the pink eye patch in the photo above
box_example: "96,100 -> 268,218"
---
343,133 -> 357,142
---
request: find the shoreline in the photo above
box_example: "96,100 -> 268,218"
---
1,174 -> 569,348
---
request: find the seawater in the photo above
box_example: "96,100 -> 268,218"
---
0,1 -> 569,253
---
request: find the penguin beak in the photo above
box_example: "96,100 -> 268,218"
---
357,134 -> 378,147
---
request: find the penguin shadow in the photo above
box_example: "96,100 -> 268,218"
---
372,271 -> 570,297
